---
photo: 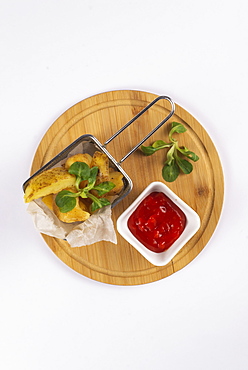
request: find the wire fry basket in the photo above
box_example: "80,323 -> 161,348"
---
23,96 -> 175,207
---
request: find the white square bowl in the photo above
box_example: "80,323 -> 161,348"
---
117,181 -> 201,266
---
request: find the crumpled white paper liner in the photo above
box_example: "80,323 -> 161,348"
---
27,198 -> 117,248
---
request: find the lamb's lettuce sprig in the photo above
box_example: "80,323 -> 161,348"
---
141,122 -> 199,182
55,162 -> 115,213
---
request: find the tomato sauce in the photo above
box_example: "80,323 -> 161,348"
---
127,192 -> 186,253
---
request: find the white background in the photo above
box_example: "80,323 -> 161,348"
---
1,1 -> 248,369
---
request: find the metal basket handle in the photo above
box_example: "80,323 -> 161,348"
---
103,95 -> 175,164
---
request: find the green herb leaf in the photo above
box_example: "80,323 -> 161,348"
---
141,141 -> 171,156
55,190 -> 78,213
93,181 -> 116,196
177,146 -> 199,162
152,140 -> 171,149
87,193 -> 111,212
79,191 -> 88,199
171,122 -> 187,133
68,161 -> 90,180
91,197 -> 111,212
88,166 -> 98,186
175,157 -> 193,174
68,161 -> 91,190
140,145 -> 157,156
82,166 -> 99,193
169,122 -> 187,142
166,145 -> 175,165
162,160 -> 180,182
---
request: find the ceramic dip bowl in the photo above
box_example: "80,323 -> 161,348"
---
117,181 -> 201,266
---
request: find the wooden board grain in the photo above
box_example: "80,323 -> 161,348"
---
30,90 -> 224,285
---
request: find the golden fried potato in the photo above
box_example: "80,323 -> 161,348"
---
42,194 -> 53,210
53,201 -> 90,223
91,151 -> 109,184
64,153 -> 92,170
107,171 -> 124,195
79,197 -> 93,212
42,186 -> 78,211
24,167 -> 76,203
52,189 -> 90,223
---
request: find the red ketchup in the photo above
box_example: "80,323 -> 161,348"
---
128,192 -> 186,253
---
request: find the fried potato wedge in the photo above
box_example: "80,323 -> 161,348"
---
64,153 -> 92,170
53,198 -> 90,223
42,186 -> 78,211
91,151 -> 109,184
42,194 -> 53,210
52,187 -> 91,223
107,171 -> 124,195
24,167 -> 76,203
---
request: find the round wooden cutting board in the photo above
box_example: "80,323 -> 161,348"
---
30,90 -> 224,285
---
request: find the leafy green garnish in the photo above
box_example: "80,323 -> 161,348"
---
55,190 -> 78,213
162,159 -> 180,182
140,140 -> 171,156
141,122 -> 199,182
88,194 -> 111,213
68,161 -> 90,189
55,161 -> 116,213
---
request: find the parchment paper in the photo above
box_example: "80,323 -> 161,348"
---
27,200 -> 117,247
